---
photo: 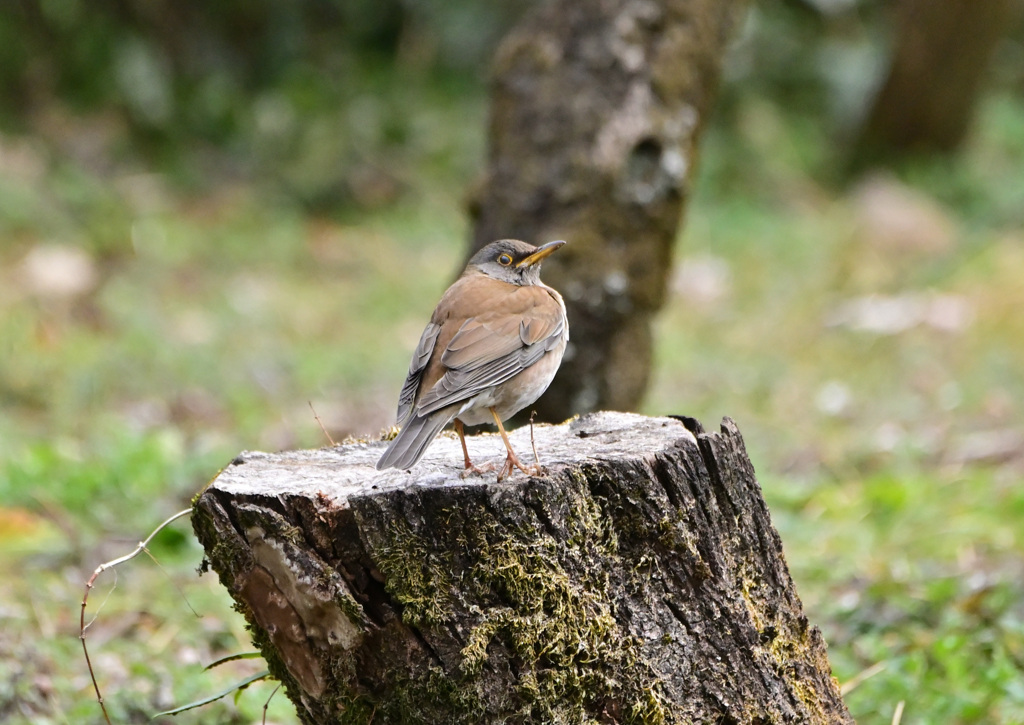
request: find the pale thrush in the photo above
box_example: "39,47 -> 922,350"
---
376,239 -> 568,479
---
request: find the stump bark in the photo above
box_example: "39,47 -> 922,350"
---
192,412 -> 852,724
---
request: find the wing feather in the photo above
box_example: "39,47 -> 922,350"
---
396,322 -> 441,423
379,274 -> 566,471
441,317 -> 522,370
414,284 -> 566,416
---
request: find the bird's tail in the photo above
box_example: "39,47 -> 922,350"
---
376,409 -> 455,471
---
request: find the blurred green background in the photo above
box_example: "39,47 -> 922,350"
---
1,1 -> 1023,723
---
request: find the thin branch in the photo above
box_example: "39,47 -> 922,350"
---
142,546 -> 200,618
529,410 -> 540,467
80,508 -> 192,724
263,682 -> 283,725
309,401 -> 337,446
839,660 -> 887,695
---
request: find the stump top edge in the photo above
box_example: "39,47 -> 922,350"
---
209,411 -> 698,502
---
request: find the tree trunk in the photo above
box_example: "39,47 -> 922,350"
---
467,0 -> 746,420
854,0 -> 1017,163
192,412 -> 852,724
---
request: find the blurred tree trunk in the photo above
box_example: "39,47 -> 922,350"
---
468,0 -> 746,421
854,0 -> 1018,163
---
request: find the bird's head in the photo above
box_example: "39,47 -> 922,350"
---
467,239 -> 566,286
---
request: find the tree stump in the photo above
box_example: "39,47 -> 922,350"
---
192,412 -> 852,724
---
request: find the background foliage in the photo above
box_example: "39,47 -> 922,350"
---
1,1 -> 1023,722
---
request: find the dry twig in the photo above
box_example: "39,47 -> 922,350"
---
892,700 -> 905,725
309,401 -> 337,446
839,660 -> 887,696
263,682 -> 282,724
80,508 -> 192,724
529,410 -> 540,467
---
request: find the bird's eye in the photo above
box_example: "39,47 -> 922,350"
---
498,253 -> 513,266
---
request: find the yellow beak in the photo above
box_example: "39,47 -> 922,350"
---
517,240 -> 566,268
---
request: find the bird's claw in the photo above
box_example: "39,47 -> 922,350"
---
496,454 -> 544,482
460,461 -> 496,478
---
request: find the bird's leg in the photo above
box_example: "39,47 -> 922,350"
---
454,419 -> 472,468
490,407 -> 542,481
529,410 -> 541,468
455,419 -> 494,477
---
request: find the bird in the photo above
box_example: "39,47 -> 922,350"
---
376,239 -> 568,480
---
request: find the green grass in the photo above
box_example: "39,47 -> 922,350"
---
2,77 -> 1023,723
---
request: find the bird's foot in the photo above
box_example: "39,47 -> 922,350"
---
496,453 -> 543,482
460,461 -> 496,478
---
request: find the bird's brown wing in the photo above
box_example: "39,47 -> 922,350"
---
395,322 -> 441,423
414,281 -> 565,417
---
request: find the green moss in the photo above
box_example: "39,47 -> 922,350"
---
190,500 -> 251,590
455,504 -> 667,723
626,685 -> 667,725
277,522 -> 309,548
244,618 -> 307,714
374,519 -> 454,627
573,465 -> 653,551
230,469 -> 683,723
386,667 -> 487,724
333,587 -> 368,629
788,678 -> 827,720
460,618 -> 501,676
326,666 -> 486,725
331,692 -> 377,725
736,569 -> 835,721
192,468 -> 226,503
657,514 -> 712,581
739,576 -> 765,632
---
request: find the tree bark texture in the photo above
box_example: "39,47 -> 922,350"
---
468,0 -> 745,420
192,412 -> 851,724
854,0 -> 1018,162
